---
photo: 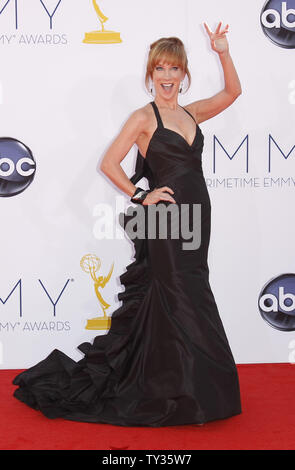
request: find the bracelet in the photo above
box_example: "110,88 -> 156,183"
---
131,186 -> 151,205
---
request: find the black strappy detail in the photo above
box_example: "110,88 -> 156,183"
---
150,101 -> 164,128
180,105 -> 197,124
150,100 -> 198,149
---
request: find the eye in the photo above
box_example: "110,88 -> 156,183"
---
156,66 -> 163,70
172,66 -> 178,70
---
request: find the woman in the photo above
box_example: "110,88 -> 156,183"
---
13,22 -> 242,427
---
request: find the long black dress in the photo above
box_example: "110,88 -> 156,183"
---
12,101 -> 242,426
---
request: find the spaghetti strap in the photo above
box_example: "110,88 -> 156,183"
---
180,105 -> 196,124
151,101 -> 196,126
150,101 -> 164,128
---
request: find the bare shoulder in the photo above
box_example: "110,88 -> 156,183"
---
129,103 -> 155,158
127,102 -> 155,136
182,102 -> 202,124
130,102 -> 153,129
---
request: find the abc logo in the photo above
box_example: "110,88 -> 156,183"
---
260,0 -> 295,48
0,137 -> 36,197
258,273 -> 295,331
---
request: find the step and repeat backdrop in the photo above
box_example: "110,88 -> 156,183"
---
0,0 -> 295,368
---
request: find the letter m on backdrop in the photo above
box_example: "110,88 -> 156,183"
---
213,135 -> 249,173
268,134 -> 295,172
0,0 -> 18,29
0,0 -> 63,29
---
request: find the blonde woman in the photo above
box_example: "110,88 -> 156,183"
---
13,23 -> 242,427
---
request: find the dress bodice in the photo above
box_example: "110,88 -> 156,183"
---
131,101 -> 205,189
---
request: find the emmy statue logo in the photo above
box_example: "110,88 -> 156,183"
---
80,254 -> 114,330
83,0 -> 122,44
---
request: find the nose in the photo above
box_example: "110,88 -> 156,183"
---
164,70 -> 171,80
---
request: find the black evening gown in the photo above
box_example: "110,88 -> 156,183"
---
12,101 -> 242,426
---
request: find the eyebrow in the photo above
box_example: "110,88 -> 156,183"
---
156,64 -> 179,67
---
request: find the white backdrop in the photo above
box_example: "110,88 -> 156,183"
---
1,0 -> 295,368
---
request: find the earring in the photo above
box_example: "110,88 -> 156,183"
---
179,81 -> 183,93
150,81 -> 154,95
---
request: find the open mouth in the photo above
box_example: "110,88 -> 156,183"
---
161,83 -> 174,91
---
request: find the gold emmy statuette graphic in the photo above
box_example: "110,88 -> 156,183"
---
83,0 -> 122,44
80,254 -> 114,330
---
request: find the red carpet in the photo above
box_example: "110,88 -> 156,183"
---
1,363 -> 294,450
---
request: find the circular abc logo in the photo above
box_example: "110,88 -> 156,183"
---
258,273 -> 295,331
261,0 -> 295,48
0,137 -> 36,197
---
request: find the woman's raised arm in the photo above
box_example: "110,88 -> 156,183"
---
186,21 -> 242,124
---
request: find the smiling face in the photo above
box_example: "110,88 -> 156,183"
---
145,37 -> 191,98
151,60 -> 186,99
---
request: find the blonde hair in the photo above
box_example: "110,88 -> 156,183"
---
145,37 -> 191,94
